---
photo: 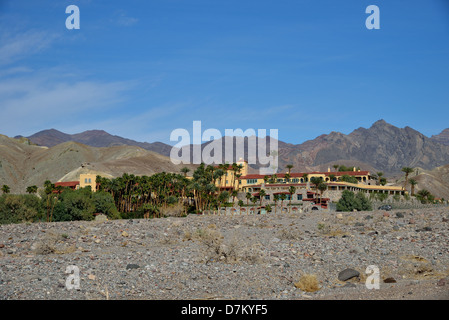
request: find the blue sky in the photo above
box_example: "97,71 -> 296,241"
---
0,0 -> 448,145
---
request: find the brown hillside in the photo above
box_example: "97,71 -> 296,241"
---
0,135 -> 195,194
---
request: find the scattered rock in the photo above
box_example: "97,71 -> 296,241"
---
437,278 -> 447,286
416,227 -> 432,232
0,207 -> 447,300
126,264 -> 140,270
338,268 -> 360,281
395,212 -> 405,218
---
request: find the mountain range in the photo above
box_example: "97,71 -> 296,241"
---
19,120 -> 449,174
2,120 -> 449,197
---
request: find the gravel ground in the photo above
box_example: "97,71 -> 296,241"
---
1,208 -> 448,300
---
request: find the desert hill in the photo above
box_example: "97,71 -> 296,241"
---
0,135 -> 195,194
24,129 -> 172,157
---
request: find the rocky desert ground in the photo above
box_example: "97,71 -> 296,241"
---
1,207 -> 448,301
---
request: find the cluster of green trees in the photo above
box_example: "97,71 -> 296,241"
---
0,162 -> 444,224
95,172 -> 190,215
0,186 -> 119,224
0,162 -> 249,224
336,190 -> 372,212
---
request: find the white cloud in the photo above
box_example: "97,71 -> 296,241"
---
0,30 -> 58,66
113,10 -> 139,27
0,70 -> 133,137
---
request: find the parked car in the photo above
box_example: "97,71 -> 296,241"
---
378,204 -> 392,211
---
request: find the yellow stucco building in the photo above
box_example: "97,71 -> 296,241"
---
215,160 -> 404,197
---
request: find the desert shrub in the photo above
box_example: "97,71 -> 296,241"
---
196,227 -> 263,264
376,192 -> 388,202
278,227 -> 302,240
52,189 -> 95,222
336,191 -> 372,212
0,194 -> 44,224
92,191 -> 120,219
294,273 -> 320,292
161,202 -> 185,217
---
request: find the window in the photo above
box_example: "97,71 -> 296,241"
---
88,178 -> 92,183
297,194 -> 303,201
265,195 -> 270,200
292,178 -> 299,183
84,178 -> 88,183
247,179 -> 257,184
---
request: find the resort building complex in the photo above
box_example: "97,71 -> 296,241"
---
215,159 -> 405,209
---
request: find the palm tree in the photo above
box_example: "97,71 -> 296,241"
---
231,190 -> 238,203
246,192 -> 252,206
286,164 -> 294,175
43,180 -> 54,222
218,191 -> 229,214
259,189 -> 266,207
288,186 -> 296,213
416,189 -> 433,204
280,193 -> 286,211
310,177 -> 323,203
142,203 -> 160,219
284,173 -> 290,184
333,164 -> 339,171
231,163 -> 239,190
250,197 -> 257,213
310,177 -> 323,192
273,194 -> 280,215
26,185 -> 38,194
238,200 -> 244,214
409,178 -> 418,196
401,167 -> 414,190
1,185 -> 10,194
318,182 -> 327,204
376,172 -> 384,185
263,175 -> 269,185
181,167 -> 190,178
